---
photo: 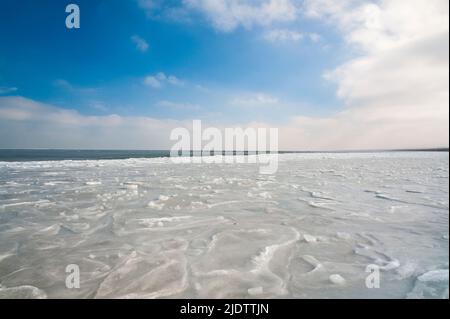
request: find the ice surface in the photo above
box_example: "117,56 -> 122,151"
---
0,152 -> 448,298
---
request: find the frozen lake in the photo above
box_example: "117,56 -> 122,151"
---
0,152 -> 448,299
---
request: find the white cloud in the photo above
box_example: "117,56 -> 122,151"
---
304,0 -> 449,52
144,72 -> 185,89
131,35 -> 149,52
183,0 -> 298,32
283,0 -> 450,150
231,93 -> 279,107
264,29 -> 303,42
0,87 -> 18,95
144,76 -> 162,88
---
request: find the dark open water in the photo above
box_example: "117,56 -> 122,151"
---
0,149 -> 171,162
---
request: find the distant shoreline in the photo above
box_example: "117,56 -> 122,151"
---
0,147 -> 448,152
0,148 -> 448,162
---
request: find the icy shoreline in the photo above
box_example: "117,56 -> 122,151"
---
0,152 -> 448,298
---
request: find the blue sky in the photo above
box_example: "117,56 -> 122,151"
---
0,0 -> 344,122
0,0 -> 448,150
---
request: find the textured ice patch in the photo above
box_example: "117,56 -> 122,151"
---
95,250 -> 188,299
329,274 -> 346,285
407,269 -> 449,299
0,285 -> 47,299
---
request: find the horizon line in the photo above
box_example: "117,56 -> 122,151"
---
0,148 -> 448,153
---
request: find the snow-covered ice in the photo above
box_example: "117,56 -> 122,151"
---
0,152 -> 448,298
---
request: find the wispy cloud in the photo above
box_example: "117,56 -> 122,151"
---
137,0 -> 157,11
137,0 -> 192,23
138,0 -> 300,31
264,29 -> 303,42
131,35 -> 149,52
143,76 -> 162,88
0,86 -> 18,95
53,79 -> 97,94
308,32 -> 321,43
144,72 -> 185,89
156,100 -> 201,111
0,96 -> 183,149
231,93 -> 279,107
89,100 -> 108,112
263,29 -> 323,44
